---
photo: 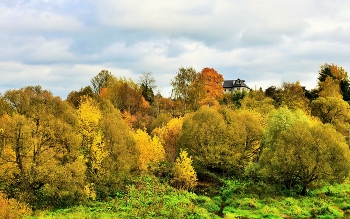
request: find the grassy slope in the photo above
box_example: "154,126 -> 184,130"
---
220,180 -> 350,219
28,178 -> 350,219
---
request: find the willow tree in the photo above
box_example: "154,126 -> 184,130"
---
178,107 -> 263,175
0,86 -> 86,207
259,108 -> 350,195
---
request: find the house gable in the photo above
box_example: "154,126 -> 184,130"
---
223,78 -> 250,93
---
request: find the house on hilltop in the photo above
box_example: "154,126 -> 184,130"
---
223,78 -> 250,93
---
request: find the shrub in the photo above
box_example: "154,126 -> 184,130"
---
0,192 -> 32,219
172,150 -> 198,190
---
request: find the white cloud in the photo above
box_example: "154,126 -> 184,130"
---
1,0 -> 350,98
0,5 -> 84,33
1,36 -> 75,64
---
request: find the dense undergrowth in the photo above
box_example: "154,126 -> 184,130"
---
23,176 -> 350,219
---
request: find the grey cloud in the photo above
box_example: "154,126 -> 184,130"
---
1,0 -> 350,98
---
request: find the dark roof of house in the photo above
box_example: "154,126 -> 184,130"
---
223,78 -> 249,89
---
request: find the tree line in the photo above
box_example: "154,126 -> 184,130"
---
0,63 -> 349,209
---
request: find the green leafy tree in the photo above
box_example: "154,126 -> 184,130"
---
220,108 -> 264,167
171,67 -> 197,114
261,107 -> 310,155
90,70 -> 115,95
259,119 -> 350,195
179,107 -> 261,175
220,90 -> 248,108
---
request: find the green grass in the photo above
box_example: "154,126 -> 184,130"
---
27,178 -> 350,219
220,180 -> 350,219
29,175 -> 220,219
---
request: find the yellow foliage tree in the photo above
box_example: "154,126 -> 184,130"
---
318,76 -> 342,98
241,89 -> 275,115
280,81 -> 310,113
172,150 -> 197,190
260,120 -> 350,195
318,63 -> 349,100
0,86 -> 87,207
77,97 -> 108,174
133,129 -> 165,172
154,117 -> 184,162
311,96 -> 350,135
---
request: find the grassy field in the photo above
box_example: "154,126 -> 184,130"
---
26,177 -> 350,219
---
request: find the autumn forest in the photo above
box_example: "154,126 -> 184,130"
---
1,64 -> 350,218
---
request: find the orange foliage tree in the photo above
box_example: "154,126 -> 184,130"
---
0,192 -> 32,219
192,68 -> 224,107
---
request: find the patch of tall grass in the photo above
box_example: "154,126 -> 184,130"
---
220,180 -> 350,218
29,175 -> 220,219
26,178 -> 350,219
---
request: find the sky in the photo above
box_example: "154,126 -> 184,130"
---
1,0 -> 350,98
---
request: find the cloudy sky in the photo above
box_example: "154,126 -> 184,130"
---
1,0 -> 350,98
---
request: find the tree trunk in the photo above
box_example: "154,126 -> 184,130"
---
301,184 -> 307,196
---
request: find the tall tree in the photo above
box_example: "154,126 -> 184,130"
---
318,76 -> 342,98
94,99 -> 137,198
66,86 -> 96,108
76,97 -> 108,179
171,67 -> 197,114
318,63 -> 350,100
194,67 -> 224,107
220,108 -> 264,167
0,86 -> 86,207
280,81 -> 310,112
139,71 -> 156,103
90,70 -> 115,95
